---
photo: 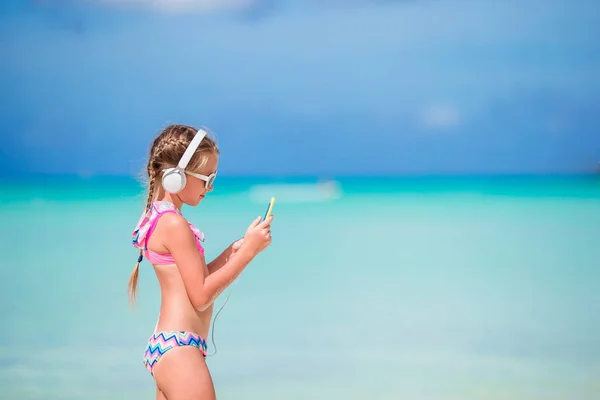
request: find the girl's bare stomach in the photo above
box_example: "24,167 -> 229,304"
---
152,264 -> 213,339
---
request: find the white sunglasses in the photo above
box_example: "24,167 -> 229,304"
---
186,170 -> 217,189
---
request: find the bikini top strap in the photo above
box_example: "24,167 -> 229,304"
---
132,201 -> 181,250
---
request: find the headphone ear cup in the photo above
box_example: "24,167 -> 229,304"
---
162,168 -> 186,193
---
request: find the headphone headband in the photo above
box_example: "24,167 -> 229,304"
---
178,129 -> 208,169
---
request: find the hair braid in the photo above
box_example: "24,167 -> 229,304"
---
127,158 -> 158,307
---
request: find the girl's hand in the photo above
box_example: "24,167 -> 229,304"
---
231,238 -> 244,256
242,215 -> 273,256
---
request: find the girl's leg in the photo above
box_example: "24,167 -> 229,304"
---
156,386 -> 167,400
153,346 -> 216,400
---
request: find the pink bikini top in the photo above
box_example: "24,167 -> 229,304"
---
132,201 -> 205,265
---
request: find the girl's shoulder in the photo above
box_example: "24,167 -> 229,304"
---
132,201 -> 204,250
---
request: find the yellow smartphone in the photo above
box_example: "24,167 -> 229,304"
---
262,197 -> 275,221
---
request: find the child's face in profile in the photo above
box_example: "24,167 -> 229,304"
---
180,153 -> 218,206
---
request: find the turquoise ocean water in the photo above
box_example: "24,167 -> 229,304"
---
1,175 -> 599,400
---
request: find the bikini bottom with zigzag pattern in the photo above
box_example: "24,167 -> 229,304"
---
143,331 -> 208,376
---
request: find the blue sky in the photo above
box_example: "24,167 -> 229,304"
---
1,0 -> 599,176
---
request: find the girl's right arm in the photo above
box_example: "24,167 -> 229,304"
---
162,213 -> 272,311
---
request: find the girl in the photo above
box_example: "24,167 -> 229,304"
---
129,124 -> 273,400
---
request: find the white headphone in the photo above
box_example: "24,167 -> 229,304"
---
161,129 -> 208,194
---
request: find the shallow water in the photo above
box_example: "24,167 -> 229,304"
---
1,176 -> 599,399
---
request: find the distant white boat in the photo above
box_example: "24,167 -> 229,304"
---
248,180 -> 343,203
